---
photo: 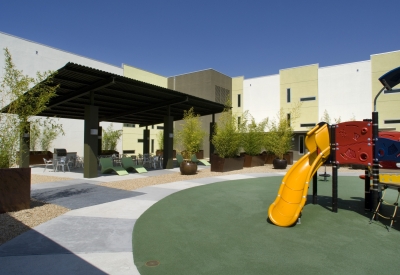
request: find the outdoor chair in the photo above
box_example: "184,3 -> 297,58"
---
99,157 -> 128,176
56,157 -> 70,172
142,154 -> 153,168
121,157 -> 147,173
153,155 -> 163,169
43,158 -> 54,172
191,154 -> 211,166
75,156 -> 84,168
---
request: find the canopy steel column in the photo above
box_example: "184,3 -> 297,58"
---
84,105 -> 99,178
97,126 -> 102,155
19,122 -> 30,168
209,114 -> 216,159
163,114 -> 174,169
143,127 -> 150,154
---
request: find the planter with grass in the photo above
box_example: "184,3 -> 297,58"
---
211,106 -> 244,172
175,107 -> 206,175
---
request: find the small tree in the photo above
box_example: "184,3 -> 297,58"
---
212,106 -> 244,158
242,111 -> 268,156
175,107 -> 206,160
266,104 -> 301,159
0,48 -> 59,168
102,123 -> 122,151
156,131 -> 164,151
30,118 -> 64,152
40,119 -> 64,151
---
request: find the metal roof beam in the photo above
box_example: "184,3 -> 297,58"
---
100,96 -> 189,121
46,77 -> 115,109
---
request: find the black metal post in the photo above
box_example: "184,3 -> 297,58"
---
312,173 -> 318,204
364,166 -> 371,211
371,112 -> 380,220
331,124 -> 338,213
209,114 -> 216,159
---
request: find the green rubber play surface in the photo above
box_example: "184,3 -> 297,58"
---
133,176 -> 400,275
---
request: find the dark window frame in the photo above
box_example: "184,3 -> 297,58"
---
300,123 -> 316,127
300,96 -> 316,102
384,119 -> 400,124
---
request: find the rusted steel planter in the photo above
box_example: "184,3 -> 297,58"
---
211,154 -> 244,172
0,168 -> 31,213
243,154 -> 266,167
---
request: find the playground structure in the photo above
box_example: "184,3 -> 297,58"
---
268,66 -> 400,228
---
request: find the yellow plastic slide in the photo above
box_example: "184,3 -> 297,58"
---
268,124 -> 331,227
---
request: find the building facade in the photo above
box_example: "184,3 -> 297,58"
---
1,31 -> 399,161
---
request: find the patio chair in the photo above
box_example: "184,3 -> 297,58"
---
75,156 -> 84,168
56,157 -> 70,172
153,155 -> 163,169
191,154 -> 211,166
121,157 -> 147,173
99,157 -> 128,176
142,153 -> 153,168
43,158 -> 54,172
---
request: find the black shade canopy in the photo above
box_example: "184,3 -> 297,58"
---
37,63 -> 225,125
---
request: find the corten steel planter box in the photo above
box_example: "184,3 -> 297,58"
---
243,154 -> 266,167
0,168 -> 31,213
211,154 -> 244,172
29,151 -> 53,165
195,150 -> 204,159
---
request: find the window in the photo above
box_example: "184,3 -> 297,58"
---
300,97 -> 316,101
238,94 -> 241,107
151,139 -> 154,153
384,119 -> 400,124
300,123 -> 316,127
123,123 -> 135,127
157,126 -> 164,130
238,116 -> 241,126
287,113 -> 291,127
152,125 -> 154,129
287,88 -> 291,103
138,139 -> 144,143
299,135 -> 305,155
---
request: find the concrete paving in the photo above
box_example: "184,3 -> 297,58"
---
0,166 -> 361,275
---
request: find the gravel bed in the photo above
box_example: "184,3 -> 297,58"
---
0,199 -> 70,245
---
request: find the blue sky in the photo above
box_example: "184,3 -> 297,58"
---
1,0 -> 399,78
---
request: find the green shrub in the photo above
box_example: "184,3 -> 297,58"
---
175,107 -> 206,160
242,112 -> 268,156
212,107 -> 244,158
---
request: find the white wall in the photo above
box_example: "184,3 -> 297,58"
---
243,74 -> 280,123
0,31 -> 124,156
318,61 -> 372,122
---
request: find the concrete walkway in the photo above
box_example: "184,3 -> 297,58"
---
0,167 -> 360,275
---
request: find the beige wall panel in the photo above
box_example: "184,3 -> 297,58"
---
232,76 -> 244,117
167,69 -> 232,157
371,50 -> 400,131
280,64 -> 319,131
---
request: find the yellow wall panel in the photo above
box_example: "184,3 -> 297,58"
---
123,64 -> 168,88
371,51 -> 400,130
280,64 -> 319,131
